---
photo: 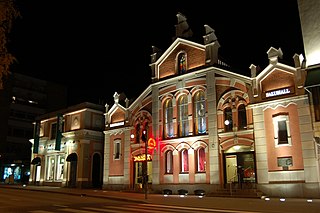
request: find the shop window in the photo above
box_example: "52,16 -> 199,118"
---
194,91 -> 206,135
178,53 -> 187,74
196,147 -> 206,172
165,150 -> 173,174
238,104 -> 247,130
178,95 -> 189,137
114,139 -> 121,160
46,156 -> 55,181
180,149 -> 189,173
163,99 -> 174,138
46,155 -> 65,181
57,156 -> 65,180
224,107 -> 233,132
273,114 -> 291,146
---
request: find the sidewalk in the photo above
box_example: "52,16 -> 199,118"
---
1,183 -> 319,212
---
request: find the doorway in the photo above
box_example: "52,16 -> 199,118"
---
224,148 -> 256,188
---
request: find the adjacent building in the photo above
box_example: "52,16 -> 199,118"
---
0,72 -> 68,184
29,102 -> 104,188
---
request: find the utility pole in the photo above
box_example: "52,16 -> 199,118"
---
142,129 -> 148,199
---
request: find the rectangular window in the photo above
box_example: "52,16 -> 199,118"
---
278,120 -> 288,144
114,140 -> 121,160
50,123 -> 57,140
273,114 -> 291,146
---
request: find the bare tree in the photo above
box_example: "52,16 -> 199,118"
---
0,0 -> 20,89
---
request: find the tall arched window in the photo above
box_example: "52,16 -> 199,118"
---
194,91 -> 206,134
165,150 -> 173,174
178,95 -> 189,137
196,147 -> 206,172
224,107 -> 233,132
163,99 -> 174,138
178,53 -> 186,74
180,149 -> 189,173
238,104 -> 247,130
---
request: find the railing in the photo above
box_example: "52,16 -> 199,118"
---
228,174 -> 238,196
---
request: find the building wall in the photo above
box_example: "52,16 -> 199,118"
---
30,102 -> 104,188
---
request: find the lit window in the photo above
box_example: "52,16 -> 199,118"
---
178,95 -> 189,137
273,114 -> 291,146
164,99 -> 174,138
181,149 -> 189,173
197,147 -> 206,172
165,150 -> 173,174
178,53 -> 187,74
224,107 -> 233,132
114,140 -> 121,160
194,91 -> 206,135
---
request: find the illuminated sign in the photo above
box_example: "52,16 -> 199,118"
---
148,138 -> 156,149
265,88 -> 291,98
134,154 -> 152,162
110,121 -> 124,127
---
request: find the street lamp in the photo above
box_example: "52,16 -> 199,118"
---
142,129 -> 148,199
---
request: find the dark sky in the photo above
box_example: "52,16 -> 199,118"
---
10,1 -> 304,106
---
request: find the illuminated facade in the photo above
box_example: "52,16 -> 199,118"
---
29,102 -> 104,188
102,13 -> 320,198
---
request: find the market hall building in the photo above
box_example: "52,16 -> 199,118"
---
102,13 -> 320,198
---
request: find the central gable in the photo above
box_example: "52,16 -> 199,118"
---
157,38 -> 206,80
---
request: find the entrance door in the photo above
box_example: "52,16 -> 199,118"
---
224,152 -> 256,185
226,155 -> 238,183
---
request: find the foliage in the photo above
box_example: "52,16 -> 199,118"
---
0,0 -> 20,89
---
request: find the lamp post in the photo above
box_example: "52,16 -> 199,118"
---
142,129 -> 148,199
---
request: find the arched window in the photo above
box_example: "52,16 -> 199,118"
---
224,107 -> 233,132
165,150 -> 173,174
194,91 -> 206,134
196,147 -> 206,172
180,149 -> 189,173
163,99 -> 174,138
178,95 -> 189,137
238,104 -> 247,130
178,53 -> 186,74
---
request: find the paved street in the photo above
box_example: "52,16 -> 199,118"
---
0,184 -> 319,213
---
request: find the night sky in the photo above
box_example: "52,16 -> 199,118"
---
9,1 -> 304,106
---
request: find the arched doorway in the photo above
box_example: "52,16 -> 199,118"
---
92,153 -> 102,188
66,153 -> 77,188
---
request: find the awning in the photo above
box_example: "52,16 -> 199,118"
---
31,157 -> 41,165
66,153 -> 78,162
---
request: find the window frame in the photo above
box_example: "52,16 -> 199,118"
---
273,114 -> 292,147
178,95 -> 189,137
165,150 -> 173,174
180,148 -> 189,173
113,139 -> 121,160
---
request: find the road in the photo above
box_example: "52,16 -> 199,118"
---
0,187 -> 319,213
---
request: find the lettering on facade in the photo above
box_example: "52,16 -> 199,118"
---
266,88 -> 291,98
134,154 -> 152,162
